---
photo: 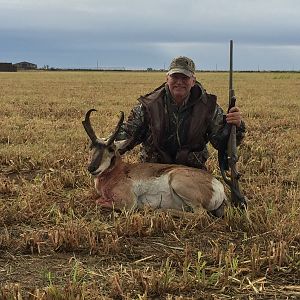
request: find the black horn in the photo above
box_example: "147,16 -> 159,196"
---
82,109 -> 98,143
106,111 -> 125,146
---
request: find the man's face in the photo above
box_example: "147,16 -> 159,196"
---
166,73 -> 196,101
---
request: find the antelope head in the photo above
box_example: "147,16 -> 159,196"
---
82,109 -> 124,176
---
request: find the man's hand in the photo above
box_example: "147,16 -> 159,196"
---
226,106 -> 242,127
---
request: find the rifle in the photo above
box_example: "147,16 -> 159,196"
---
218,40 -> 247,209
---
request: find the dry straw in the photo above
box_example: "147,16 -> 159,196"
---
0,71 -> 299,299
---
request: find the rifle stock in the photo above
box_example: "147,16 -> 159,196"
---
219,40 -> 247,209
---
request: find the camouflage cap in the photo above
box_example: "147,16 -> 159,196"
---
167,56 -> 196,77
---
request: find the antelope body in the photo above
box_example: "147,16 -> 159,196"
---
83,109 -> 226,216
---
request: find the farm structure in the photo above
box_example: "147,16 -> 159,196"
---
14,61 -> 37,70
0,62 -> 17,72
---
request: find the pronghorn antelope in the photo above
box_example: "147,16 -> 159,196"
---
83,109 -> 226,217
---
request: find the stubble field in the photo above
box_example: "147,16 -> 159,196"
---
0,71 -> 299,299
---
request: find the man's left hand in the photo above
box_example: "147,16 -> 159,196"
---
226,106 -> 242,127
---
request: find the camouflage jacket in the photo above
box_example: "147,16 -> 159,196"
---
116,82 -> 245,169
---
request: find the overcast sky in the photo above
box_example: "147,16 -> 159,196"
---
1,0 -> 300,70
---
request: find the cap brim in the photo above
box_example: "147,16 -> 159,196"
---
167,68 -> 194,77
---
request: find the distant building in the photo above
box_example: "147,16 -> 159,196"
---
0,63 -> 17,72
14,61 -> 37,70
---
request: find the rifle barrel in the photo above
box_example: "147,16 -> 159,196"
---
228,40 -> 235,112
229,40 -> 233,92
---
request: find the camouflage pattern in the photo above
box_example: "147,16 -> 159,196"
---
167,56 -> 196,77
116,83 -> 245,169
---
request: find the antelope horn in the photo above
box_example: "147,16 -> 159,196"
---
106,111 -> 125,146
82,109 -> 98,143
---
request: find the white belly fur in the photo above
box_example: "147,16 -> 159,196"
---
133,174 -> 187,210
132,173 -> 226,212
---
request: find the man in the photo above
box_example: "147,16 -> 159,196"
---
116,56 -> 245,170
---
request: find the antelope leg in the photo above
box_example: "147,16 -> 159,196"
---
95,197 -> 114,208
169,169 -> 226,212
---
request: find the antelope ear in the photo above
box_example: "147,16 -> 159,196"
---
114,139 -> 129,152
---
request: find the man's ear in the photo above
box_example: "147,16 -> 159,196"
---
191,76 -> 196,86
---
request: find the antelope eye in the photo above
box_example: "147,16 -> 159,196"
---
108,146 -> 114,153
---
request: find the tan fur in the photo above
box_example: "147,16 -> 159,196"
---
93,156 -> 225,213
83,110 -> 226,214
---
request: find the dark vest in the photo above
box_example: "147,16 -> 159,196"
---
138,82 -> 217,165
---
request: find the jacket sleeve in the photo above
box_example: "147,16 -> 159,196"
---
115,103 -> 149,153
207,104 -> 246,150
